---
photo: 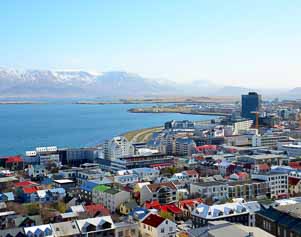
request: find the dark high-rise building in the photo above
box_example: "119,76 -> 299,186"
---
241,92 -> 261,121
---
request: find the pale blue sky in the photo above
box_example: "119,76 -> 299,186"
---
1,1 -> 301,88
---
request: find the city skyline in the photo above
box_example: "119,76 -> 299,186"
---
1,1 -> 301,89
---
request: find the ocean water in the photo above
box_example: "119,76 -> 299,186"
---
0,103 -> 216,156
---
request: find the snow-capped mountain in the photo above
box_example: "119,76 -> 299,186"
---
0,68 -> 179,97
0,68 -> 296,98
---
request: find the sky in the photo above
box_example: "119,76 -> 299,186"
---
0,0 -> 301,89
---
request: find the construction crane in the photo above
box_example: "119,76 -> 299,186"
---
251,111 -> 260,130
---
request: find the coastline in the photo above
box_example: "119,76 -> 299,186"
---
128,107 -> 230,116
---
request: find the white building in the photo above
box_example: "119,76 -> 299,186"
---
191,199 -> 259,228
24,224 -> 54,237
140,213 -> 177,237
252,134 -> 289,147
278,142 -> 301,157
104,136 -> 134,160
131,167 -> 160,181
92,186 -> 130,213
251,172 -> 288,199
76,216 -> 115,236
114,170 -> 139,185
140,182 -> 178,205
190,181 -> 228,201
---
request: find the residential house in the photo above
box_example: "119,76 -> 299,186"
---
114,221 -> 139,237
178,198 -> 203,220
119,199 -> 138,215
24,224 -> 53,237
132,167 -> 160,181
84,204 -> 110,218
51,221 -> 80,237
140,182 -> 177,205
0,227 -> 26,237
191,201 -> 250,228
92,186 -> 130,213
256,203 -> 301,237
76,216 -> 115,237
79,180 -> 101,202
114,170 -> 139,185
14,215 -> 42,228
190,181 -> 228,201
251,172 -> 288,199
140,213 -> 177,237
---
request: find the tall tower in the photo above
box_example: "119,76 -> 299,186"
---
241,92 -> 262,121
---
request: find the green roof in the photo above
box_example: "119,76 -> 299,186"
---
104,188 -> 120,195
93,185 -> 110,192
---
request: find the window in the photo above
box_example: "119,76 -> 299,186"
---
161,228 -> 165,233
118,231 -> 123,237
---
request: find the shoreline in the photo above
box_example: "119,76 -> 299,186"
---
128,108 -> 229,117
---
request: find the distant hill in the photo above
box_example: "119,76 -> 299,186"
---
0,68 -> 297,98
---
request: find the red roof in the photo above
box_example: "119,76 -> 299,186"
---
145,200 -> 161,209
150,163 -> 173,168
161,204 -> 182,214
15,181 -> 38,187
258,164 -> 270,171
289,177 -> 301,186
84,204 -> 110,216
179,198 -> 203,207
237,172 -> 249,178
5,156 -> 23,163
184,170 -> 198,176
195,145 -> 217,152
23,186 -> 39,194
142,214 -> 165,228
289,162 -> 301,170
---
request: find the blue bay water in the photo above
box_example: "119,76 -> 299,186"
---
0,103 -> 216,156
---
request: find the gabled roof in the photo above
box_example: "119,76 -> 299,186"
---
15,181 -> 37,187
145,200 -> 161,209
184,170 -> 199,176
76,216 -> 114,231
141,213 -> 166,228
84,204 -> 110,217
179,198 -> 203,207
23,186 -> 39,194
161,204 -> 182,214
51,221 -> 80,236
0,192 -> 14,201
80,181 -> 99,192
147,182 -> 177,192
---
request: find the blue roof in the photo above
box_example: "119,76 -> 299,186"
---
0,192 -> 14,201
129,207 -> 149,221
49,188 -> 66,194
41,177 -> 52,185
80,180 -> 99,192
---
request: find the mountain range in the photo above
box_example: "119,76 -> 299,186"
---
0,68 -> 299,98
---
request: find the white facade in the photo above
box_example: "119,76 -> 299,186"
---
278,142 -> 301,157
132,168 -> 160,181
140,214 -> 177,237
92,188 -> 130,213
190,182 -> 228,201
233,120 -> 253,135
104,136 -> 134,160
251,172 -> 288,198
252,135 -> 289,147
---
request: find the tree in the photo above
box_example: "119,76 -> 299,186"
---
23,203 -> 40,215
159,210 -> 174,221
53,201 -> 67,213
